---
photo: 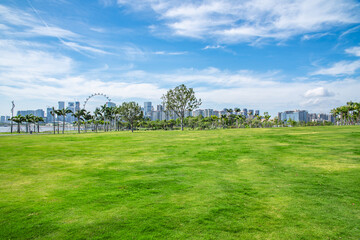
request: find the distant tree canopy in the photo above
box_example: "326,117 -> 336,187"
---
162,84 -> 202,131
331,101 -> 360,125
119,101 -> 143,132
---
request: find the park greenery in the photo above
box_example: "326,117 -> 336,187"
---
0,126 -> 359,239
162,84 -> 202,131
331,101 -> 360,125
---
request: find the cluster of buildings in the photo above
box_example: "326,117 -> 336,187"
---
0,101 -> 117,124
143,101 -> 260,121
278,110 -> 335,123
0,100 -> 336,125
0,115 -> 11,123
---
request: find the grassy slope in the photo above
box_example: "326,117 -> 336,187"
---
0,126 -> 359,239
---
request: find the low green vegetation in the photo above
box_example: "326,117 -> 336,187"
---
0,126 -> 359,239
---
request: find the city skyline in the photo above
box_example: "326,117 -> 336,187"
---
0,1 -> 360,117
0,99 -> 335,125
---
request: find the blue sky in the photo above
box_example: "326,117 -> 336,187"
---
0,0 -> 360,117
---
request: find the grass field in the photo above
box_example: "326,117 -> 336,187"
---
0,126 -> 359,239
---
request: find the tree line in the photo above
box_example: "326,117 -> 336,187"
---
331,101 -> 360,125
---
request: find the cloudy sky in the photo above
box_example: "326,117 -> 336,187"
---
0,0 -> 360,117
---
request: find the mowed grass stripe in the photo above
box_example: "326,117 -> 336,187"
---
0,126 -> 359,239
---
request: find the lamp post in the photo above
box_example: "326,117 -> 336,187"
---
10,101 -> 15,134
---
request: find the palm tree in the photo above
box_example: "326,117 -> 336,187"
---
11,115 -> 25,133
93,108 -> 103,132
220,114 -> 227,128
56,108 -> 73,134
101,104 -> 109,131
34,116 -> 44,133
330,108 -> 338,125
50,107 -> 57,134
24,114 -> 35,133
263,112 -> 271,128
210,115 -> 218,129
72,109 -> 86,133
84,111 -> 92,132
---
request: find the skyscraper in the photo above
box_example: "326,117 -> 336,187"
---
106,102 -> 116,108
58,101 -> 65,110
67,102 -> 75,123
278,110 -> 308,123
75,101 -> 80,112
242,108 -> 248,117
204,109 -> 213,117
46,107 -> 53,123
34,109 -> 44,118
144,102 -> 152,116
156,104 -> 163,111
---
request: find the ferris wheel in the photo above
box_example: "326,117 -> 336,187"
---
83,93 -> 111,109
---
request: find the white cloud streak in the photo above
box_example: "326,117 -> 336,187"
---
311,60 -> 360,76
345,46 -> 360,57
117,0 -> 360,43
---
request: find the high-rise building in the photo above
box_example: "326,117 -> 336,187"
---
75,101 -> 80,112
255,110 -> 260,116
67,102 -> 75,123
46,108 -> 53,123
213,110 -> 220,117
204,109 -> 213,118
278,110 -> 308,123
241,108 -> 248,117
58,101 -> 65,110
35,109 -> 44,118
144,102 -> 152,116
106,102 -> 116,108
17,110 -> 35,116
308,113 -> 335,123
193,109 -> 205,117
0,116 -> 5,123
156,104 -> 163,111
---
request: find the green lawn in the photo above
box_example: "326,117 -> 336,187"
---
0,126 -> 359,239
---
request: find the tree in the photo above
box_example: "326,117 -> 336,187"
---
34,116 -> 44,133
161,84 -> 202,131
24,114 -> 35,133
264,112 -> 271,128
11,115 -> 25,133
72,109 -> 86,133
119,102 -> 143,132
56,108 -> 73,134
83,111 -> 92,132
50,107 -> 57,134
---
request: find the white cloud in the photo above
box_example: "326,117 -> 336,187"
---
304,87 -> 334,97
345,46 -> 360,57
311,60 -> 360,75
62,41 -> 110,54
27,26 -> 79,39
0,40 -> 73,78
302,32 -> 331,41
117,0 -> 360,43
99,0 -> 116,7
203,45 -> 224,50
0,4 -> 38,27
153,51 -> 187,55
